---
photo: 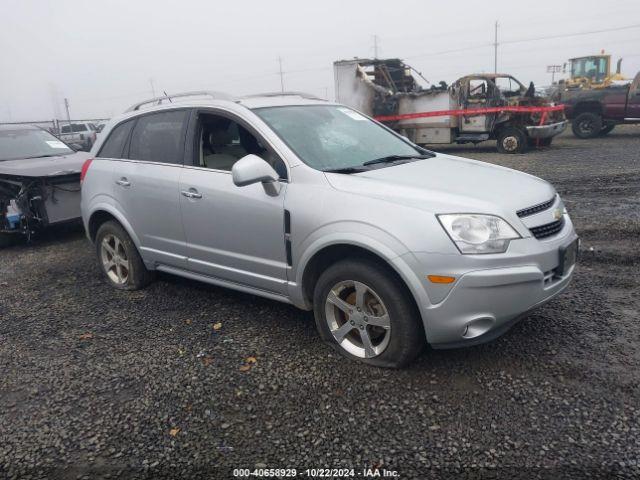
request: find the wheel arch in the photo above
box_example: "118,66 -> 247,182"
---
297,240 -> 429,341
572,101 -> 603,116
87,205 -> 142,248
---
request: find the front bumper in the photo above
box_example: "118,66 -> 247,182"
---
525,120 -> 567,139
398,216 -> 578,347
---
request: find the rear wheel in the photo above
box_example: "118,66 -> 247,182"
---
95,221 -> 154,290
313,259 -> 424,368
496,127 -> 527,154
572,112 -> 602,139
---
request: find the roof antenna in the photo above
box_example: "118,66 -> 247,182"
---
163,91 -> 172,103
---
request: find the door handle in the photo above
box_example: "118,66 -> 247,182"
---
181,189 -> 202,199
116,178 -> 131,187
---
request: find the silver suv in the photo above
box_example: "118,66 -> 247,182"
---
81,91 -> 578,367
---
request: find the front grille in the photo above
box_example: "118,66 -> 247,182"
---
517,196 -> 556,218
530,218 -> 564,239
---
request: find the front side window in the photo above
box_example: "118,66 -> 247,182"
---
128,110 -> 188,164
468,79 -> 490,101
493,76 -> 524,97
253,105 -> 422,171
97,120 -> 135,159
0,129 -> 73,161
196,113 -> 287,178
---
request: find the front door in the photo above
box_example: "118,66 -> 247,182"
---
459,78 -> 492,133
179,111 -> 289,294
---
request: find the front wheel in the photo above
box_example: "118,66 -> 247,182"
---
496,127 -> 527,154
572,112 -> 602,139
95,220 -> 154,290
313,259 -> 424,368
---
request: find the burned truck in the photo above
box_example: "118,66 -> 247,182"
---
0,125 -> 90,246
334,58 -> 567,153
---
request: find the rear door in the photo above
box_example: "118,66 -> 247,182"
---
113,109 -> 190,268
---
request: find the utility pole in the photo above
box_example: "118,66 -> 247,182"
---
278,57 -> 285,93
493,21 -> 499,74
149,78 -> 156,97
64,98 -> 71,126
373,35 -> 379,59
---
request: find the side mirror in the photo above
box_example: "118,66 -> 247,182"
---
232,154 -> 281,195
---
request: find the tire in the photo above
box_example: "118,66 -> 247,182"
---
95,220 -> 154,290
572,112 -> 602,139
313,258 -> 424,368
600,124 -> 615,136
496,127 -> 527,154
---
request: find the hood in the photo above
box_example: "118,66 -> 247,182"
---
0,151 -> 91,178
324,154 -> 556,216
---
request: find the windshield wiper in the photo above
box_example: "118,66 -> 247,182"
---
362,154 -> 432,167
322,166 -> 368,174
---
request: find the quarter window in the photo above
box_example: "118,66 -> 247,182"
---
128,110 -> 188,164
97,120 -> 135,159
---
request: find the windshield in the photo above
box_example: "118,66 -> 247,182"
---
0,129 -> 74,161
253,105 -> 424,171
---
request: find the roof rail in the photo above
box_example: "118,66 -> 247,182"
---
125,91 -> 234,112
242,91 -> 324,101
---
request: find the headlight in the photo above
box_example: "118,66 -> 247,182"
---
437,214 -> 520,254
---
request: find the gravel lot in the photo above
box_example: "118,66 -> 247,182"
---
1,126 -> 639,479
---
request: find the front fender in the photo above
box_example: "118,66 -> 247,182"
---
290,224 -> 432,325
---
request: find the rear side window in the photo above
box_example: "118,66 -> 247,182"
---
128,110 -> 188,164
97,120 -> 135,159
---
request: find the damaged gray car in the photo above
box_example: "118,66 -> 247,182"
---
0,125 -> 91,246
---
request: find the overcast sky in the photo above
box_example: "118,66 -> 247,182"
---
1,0 -> 639,121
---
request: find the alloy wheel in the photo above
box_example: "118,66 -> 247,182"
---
324,280 -> 391,358
100,234 -> 130,285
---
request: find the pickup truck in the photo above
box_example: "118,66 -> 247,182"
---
58,122 -> 98,151
563,71 -> 640,138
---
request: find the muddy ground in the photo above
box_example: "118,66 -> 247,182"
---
0,126 -> 639,479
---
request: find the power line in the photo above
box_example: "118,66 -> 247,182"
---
501,23 -> 640,45
405,23 -> 640,61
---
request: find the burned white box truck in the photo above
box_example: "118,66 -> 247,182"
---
334,58 -> 567,153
